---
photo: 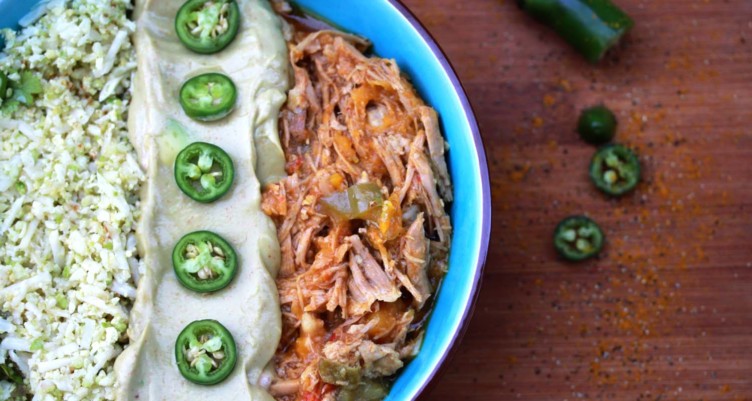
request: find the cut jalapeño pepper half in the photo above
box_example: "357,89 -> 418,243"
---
175,319 -> 237,385
554,216 -> 604,261
179,73 -> 237,122
175,0 -> 240,54
578,105 -> 617,145
172,231 -> 238,293
517,0 -> 634,63
589,144 -> 640,196
174,142 -> 234,203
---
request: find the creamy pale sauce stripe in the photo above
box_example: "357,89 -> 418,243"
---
113,0 -> 290,399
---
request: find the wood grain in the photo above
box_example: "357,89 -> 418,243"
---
399,0 -> 752,400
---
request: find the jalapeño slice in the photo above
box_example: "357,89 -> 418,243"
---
179,73 -> 237,122
175,0 -> 240,54
589,144 -> 641,196
174,142 -> 234,203
554,216 -> 604,261
175,320 -> 237,385
172,231 -> 238,293
578,105 -> 617,145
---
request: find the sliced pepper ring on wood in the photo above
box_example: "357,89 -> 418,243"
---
589,143 -> 641,196
553,216 -> 604,261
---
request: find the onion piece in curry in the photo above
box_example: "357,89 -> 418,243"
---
262,24 -> 453,401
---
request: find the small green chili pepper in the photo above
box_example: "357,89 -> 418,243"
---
174,142 -> 234,203
578,105 -> 617,145
589,143 -> 640,196
179,73 -> 237,122
175,0 -> 240,54
553,216 -> 604,261
173,231 -> 238,293
175,319 -> 237,385
517,0 -> 634,63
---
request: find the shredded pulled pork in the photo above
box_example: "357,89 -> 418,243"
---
263,29 -> 452,401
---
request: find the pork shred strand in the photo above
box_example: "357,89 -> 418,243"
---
263,29 -> 453,400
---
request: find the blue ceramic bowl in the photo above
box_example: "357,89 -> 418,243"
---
0,1 -> 491,399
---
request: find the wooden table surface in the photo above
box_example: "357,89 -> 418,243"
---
399,1 -> 752,400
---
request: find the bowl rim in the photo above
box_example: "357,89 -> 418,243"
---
382,1 -> 492,399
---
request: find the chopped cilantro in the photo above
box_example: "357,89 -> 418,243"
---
55,293 -> 68,309
11,71 -> 43,106
29,338 -> 44,352
14,181 -> 26,195
0,363 -> 23,384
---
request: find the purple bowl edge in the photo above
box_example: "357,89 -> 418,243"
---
383,1 -> 493,399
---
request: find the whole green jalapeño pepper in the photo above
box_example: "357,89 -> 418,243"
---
180,73 -> 237,122
175,0 -> 240,54
554,216 -> 604,261
517,0 -> 634,63
174,142 -> 234,203
175,320 -> 237,385
589,143 -> 640,196
172,231 -> 238,293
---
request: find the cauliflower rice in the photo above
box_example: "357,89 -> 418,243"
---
0,1 -> 142,399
